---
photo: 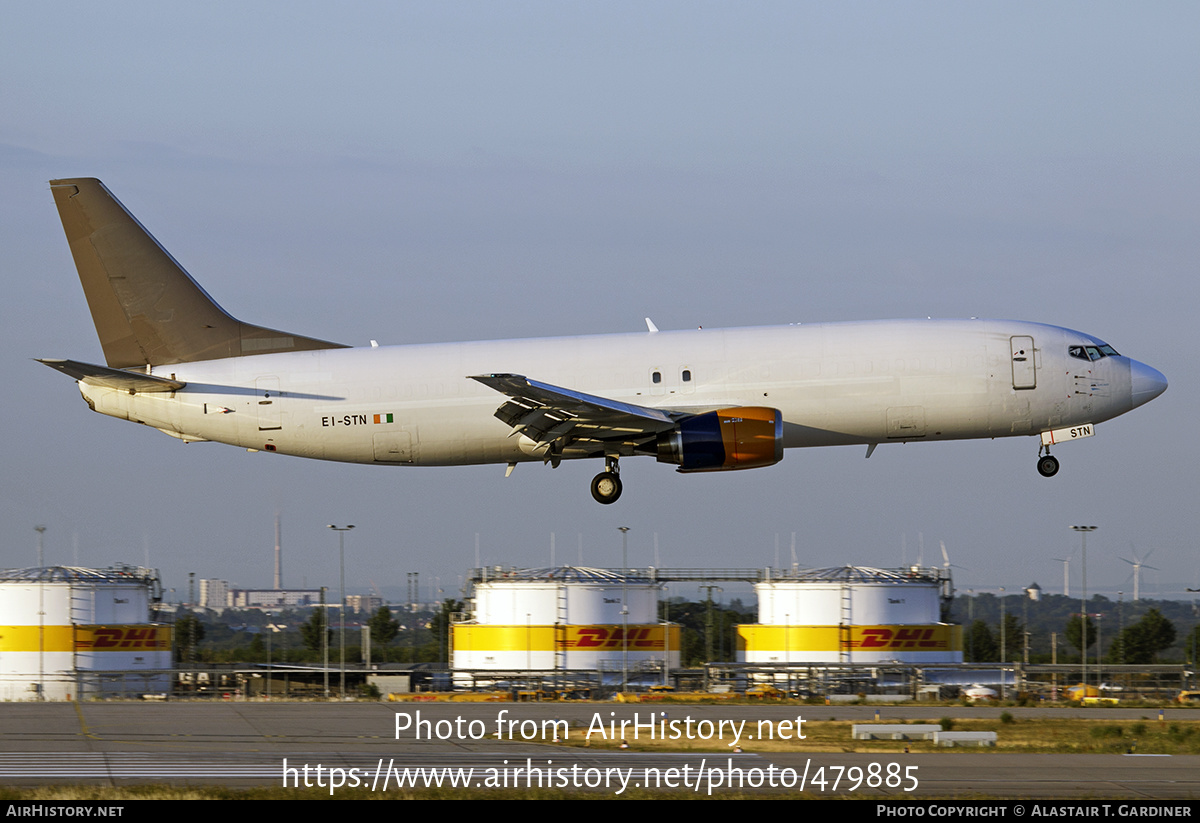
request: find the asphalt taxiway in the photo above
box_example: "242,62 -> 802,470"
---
0,702 -> 1197,798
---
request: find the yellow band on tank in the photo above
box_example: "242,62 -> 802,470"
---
0,625 -> 172,653
737,624 -> 962,652
453,624 -> 681,652
75,625 -> 172,651
0,626 -> 76,653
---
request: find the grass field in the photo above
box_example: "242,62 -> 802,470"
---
563,714 -> 1200,755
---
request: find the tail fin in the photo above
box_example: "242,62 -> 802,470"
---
49,178 -> 348,369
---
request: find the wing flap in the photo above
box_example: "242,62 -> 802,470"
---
471,373 -> 677,448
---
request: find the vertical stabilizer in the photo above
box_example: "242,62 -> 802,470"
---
50,178 -> 347,368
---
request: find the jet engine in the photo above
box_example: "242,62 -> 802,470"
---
656,407 -> 783,472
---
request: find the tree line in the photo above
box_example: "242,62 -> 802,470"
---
172,599 -> 463,665
170,591 -> 1200,667
953,592 -> 1198,664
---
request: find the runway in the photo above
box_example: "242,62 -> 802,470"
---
0,702 -> 1197,798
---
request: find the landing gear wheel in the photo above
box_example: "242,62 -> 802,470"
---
1037,455 -> 1060,477
590,472 -> 623,504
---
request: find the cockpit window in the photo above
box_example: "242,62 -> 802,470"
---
1068,344 -> 1120,361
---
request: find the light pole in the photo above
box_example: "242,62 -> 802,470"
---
999,587 -> 1006,664
966,590 -> 974,661
999,587 -> 1006,699
661,585 -> 670,689
1023,587 -> 1031,666
34,526 -> 46,701
1117,591 -> 1125,665
407,572 -> 419,663
1188,589 -> 1200,686
1071,526 -> 1097,693
328,525 -> 355,700
618,527 -> 630,694
785,612 -> 791,693
320,586 -> 329,697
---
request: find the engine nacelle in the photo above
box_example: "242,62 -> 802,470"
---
656,407 -> 783,472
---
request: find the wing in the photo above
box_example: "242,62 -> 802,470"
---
470,373 -> 679,460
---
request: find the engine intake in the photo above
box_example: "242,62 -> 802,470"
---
656,407 -> 783,472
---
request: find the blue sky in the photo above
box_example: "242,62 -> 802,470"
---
2,2 -> 1197,605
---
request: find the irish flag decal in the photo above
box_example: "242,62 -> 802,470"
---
373,413 -> 394,424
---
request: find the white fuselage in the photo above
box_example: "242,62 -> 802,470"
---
76,319 -> 1149,467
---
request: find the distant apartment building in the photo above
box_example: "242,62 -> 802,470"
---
230,589 -> 322,609
346,595 -> 384,614
198,579 -> 231,610
199,579 -> 321,610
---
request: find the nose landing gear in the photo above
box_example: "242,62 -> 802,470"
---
1037,446 -> 1060,478
590,456 -> 623,504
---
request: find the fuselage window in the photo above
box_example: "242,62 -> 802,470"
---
652,371 -> 661,384
681,369 -> 692,382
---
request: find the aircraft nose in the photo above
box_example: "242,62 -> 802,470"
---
1130,360 -> 1167,408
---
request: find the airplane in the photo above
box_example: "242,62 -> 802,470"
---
39,178 -> 1168,505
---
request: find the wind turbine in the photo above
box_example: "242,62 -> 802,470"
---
1051,553 -> 1074,597
1119,547 -> 1158,602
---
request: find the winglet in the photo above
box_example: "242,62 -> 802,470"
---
645,317 -> 659,333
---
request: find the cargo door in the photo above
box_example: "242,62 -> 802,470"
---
886,406 -> 926,439
373,431 -> 414,463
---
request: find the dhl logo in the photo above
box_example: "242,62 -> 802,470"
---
856,628 -> 947,650
565,627 -> 664,650
76,626 -> 171,651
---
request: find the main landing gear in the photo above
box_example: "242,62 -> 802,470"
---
590,456 -> 623,504
1037,445 -> 1060,478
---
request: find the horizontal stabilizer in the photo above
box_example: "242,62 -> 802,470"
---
37,358 -> 186,392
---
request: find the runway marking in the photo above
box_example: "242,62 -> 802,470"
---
0,751 -> 751,784
72,701 -> 100,740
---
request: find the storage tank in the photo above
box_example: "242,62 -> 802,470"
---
453,567 -> 680,671
0,566 -> 171,700
738,566 -> 962,664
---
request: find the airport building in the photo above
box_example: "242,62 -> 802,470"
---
737,565 -> 963,664
0,565 -> 171,701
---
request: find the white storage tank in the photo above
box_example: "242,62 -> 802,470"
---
739,566 -> 962,664
453,567 -> 680,671
0,566 -> 172,700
